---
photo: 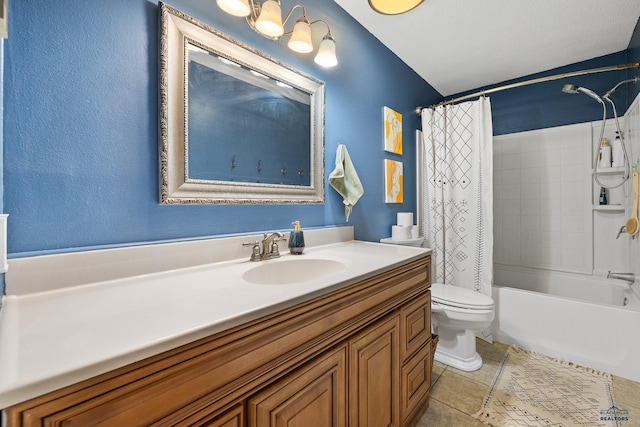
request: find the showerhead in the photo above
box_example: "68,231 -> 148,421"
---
562,84 -> 579,94
561,84 -> 603,104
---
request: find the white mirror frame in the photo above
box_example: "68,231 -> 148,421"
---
159,2 -> 325,204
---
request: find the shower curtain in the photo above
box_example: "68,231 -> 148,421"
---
420,98 -> 493,296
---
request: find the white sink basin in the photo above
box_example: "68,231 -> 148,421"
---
242,258 -> 347,285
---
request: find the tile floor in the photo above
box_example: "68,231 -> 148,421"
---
416,339 -> 640,426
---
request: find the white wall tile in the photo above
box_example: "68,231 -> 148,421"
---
493,122 -> 593,273
521,198 -> 540,216
521,167 -> 540,183
503,153 -> 520,169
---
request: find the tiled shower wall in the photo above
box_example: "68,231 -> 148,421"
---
494,91 -> 640,296
493,96 -> 640,286
494,123 -> 593,274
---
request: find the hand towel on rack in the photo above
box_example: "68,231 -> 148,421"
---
329,143 -> 364,222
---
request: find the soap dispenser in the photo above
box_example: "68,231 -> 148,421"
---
288,221 -> 305,255
598,138 -> 612,168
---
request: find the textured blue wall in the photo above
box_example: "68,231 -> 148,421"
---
450,51 -> 633,136
3,0 -> 441,257
4,1 -> 639,260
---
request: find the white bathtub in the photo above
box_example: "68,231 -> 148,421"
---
491,268 -> 640,382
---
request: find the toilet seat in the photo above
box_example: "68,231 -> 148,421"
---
431,283 -> 494,310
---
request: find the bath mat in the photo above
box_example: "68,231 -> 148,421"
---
474,346 -> 622,427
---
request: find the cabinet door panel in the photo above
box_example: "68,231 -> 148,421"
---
248,346 -> 347,427
349,316 -> 399,427
401,342 -> 431,422
400,293 -> 431,361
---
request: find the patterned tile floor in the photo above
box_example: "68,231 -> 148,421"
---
417,339 -> 640,426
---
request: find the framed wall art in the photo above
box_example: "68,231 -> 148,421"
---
384,159 -> 403,203
383,106 -> 402,155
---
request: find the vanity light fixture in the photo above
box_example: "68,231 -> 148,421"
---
368,0 -> 424,15
216,0 -> 338,67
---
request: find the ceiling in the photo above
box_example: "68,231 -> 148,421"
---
333,0 -> 640,97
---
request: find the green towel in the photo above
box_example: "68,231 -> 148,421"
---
329,144 -> 364,222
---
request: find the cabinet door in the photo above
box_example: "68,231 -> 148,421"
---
248,346 -> 347,427
349,315 -> 400,427
399,293 -> 431,361
401,342 -> 431,423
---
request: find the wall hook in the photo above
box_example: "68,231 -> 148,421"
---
281,162 -> 287,175
230,155 -> 236,169
256,159 -> 262,172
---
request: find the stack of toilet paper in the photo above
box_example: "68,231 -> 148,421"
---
391,212 -> 419,241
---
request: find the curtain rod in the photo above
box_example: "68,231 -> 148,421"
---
415,61 -> 640,116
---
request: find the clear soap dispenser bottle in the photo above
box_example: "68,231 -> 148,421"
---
288,221 -> 305,255
598,138 -> 612,168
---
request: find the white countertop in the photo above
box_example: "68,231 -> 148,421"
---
0,240 -> 430,409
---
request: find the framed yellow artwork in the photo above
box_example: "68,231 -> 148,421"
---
384,159 -> 403,203
384,106 -> 402,155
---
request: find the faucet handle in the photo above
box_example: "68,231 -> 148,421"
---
270,240 -> 281,258
242,241 -> 261,262
268,235 -> 286,258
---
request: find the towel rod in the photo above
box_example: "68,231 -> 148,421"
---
415,61 -> 640,116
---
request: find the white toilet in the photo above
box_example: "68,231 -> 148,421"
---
431,283 -> 495,372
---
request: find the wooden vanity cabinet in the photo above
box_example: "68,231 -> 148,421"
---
5,256 -> 431,427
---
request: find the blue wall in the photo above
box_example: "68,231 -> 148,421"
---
450,51 -> 634,136
3,1 -> 639,263
3,0 -> 440,257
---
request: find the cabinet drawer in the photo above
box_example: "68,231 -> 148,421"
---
399,292 -> 431,360
401,342 -> 431,422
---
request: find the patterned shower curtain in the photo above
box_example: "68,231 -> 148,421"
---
420,98 -> 493,296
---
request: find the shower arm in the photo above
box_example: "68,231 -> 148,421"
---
604,77 -> 640,99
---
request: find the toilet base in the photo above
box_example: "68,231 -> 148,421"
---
434,348 -> 483,371
433,325 -> 484,372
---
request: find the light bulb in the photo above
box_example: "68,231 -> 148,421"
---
216,0 -> 251,17
288,19 -> 313,53
314,35 -> 337,67
255,0 -> 284,38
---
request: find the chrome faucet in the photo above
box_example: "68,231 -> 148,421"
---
607,271 -> 635,284
243,232 -> 285,261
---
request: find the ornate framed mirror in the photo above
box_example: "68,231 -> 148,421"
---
159,3 -> 325,204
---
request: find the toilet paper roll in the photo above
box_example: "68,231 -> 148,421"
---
397,212 -> 413,227
411,225 -> 419,239
392,225 -> 412,240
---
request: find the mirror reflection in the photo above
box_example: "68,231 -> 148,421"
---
187,45 -> 311,186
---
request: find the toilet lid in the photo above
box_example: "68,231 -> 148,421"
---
431,283 -> 494,309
